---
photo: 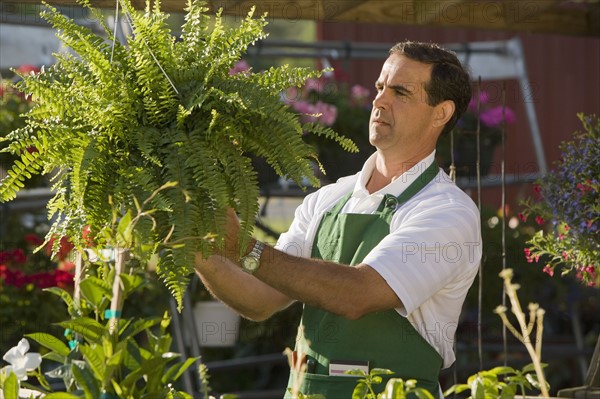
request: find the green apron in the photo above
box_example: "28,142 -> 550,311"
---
285,162 -> 442,399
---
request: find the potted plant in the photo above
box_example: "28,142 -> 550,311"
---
521,113 -> 599,398
0,0 -> 354,396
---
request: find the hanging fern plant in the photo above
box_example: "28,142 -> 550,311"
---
0,0 -> 356,308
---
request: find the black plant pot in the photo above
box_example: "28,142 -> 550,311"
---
452,132 -> 500,178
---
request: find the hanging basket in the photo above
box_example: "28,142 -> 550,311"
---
438,128 -> 501,178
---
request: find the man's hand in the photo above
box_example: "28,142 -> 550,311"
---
217,207 -> 247,263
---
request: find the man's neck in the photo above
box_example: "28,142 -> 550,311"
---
365,150 -> 433,194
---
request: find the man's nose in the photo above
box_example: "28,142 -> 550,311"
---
372,88 -> 388,109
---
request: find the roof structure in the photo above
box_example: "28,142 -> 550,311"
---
9,0 -> 600,37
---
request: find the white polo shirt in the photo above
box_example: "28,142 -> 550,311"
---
276,150 -> 482,368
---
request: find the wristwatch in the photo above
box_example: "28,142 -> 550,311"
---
240,240 -> 265,274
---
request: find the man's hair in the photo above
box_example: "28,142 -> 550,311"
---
389,41 -> 472,136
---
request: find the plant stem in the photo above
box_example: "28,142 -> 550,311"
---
502,276 -> 549,397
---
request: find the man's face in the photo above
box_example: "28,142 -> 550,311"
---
369,54 -> 440,158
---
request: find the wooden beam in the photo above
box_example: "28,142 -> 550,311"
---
3,0 -> 599,37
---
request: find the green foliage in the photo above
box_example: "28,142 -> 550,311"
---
7,263 -> 198,398
348,368 -> 435,399
0,0 -> 352,308
443,363 -> 549,399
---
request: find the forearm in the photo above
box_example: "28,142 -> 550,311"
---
194,253 -> 294,321
253,245 -> 400,320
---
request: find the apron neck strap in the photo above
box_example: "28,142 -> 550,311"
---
377,161 -> 439,213
330,161 -> 439,215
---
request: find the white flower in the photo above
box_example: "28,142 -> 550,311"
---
1,338 -> 42,381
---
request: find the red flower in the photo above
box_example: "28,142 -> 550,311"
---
518,212 -> 527,222
10,248 -> 27,265
0,251 -> 11,264
53,270 -> 75,289
535,215 -> 545,225
23,233 -> 44,247
82,225 -> 95,247
16,64 -> 40,75
543,265 -> 554,276
45,236 -> 75,261
58,261 -> 75,272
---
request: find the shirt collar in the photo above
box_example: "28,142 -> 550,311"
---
352,150 -> 437,199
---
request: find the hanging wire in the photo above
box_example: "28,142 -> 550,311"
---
449,129 -> 456,183
116,0 -> 180,95
110,0 -> 119,64
475,77 -> 484,371
501,81 -> 508,366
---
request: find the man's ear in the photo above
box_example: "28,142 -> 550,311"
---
432,100 -> 455,127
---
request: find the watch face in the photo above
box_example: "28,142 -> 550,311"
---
243,256 -> 259,273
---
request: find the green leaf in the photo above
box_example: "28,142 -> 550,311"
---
119,273 -> 145,294
78,344 -> 105,382
79,279 -> 106,308
44,287 -> 75,309
351,381 -> 368,399
71,363 -> 100,399
382,378 -> 406,399
414,388 -> 436,399
370,368 -> 394,376
57,318 -> 105,342
488,366 -> 516,375
43,393 -> 81,399
3,372 -> 19,399
26,332 -> 71,357
116,210 -> 133,245
162,357 -> 199,384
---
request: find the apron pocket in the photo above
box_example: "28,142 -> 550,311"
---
299,372 -> 363,399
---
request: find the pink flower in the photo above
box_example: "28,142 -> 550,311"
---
228,60 -> 251,76
350,84 -> 370,105
543,264 -> 554,276
562,251 -> 569,260
304,78 -> 323,93
467,91 -> 489,112
480,106 -> 516,128
524,248 -> 531,257
313,101 -> 338,126
535,215 -> 545,225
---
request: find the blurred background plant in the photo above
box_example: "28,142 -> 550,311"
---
521,113 -> 599,288
437,89 -> 517,178
0,65 -> 48,189
0,228 -> 73,355
283,74 -> 373,182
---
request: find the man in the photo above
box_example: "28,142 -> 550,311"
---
195,40 -> 481,398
